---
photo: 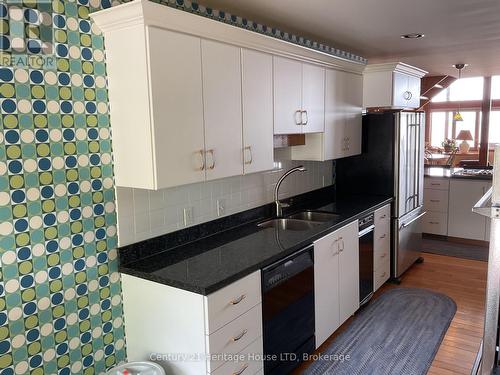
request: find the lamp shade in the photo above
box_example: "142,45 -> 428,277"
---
456,130 -> 473,141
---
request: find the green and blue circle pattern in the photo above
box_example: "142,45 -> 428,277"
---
0,0 -> 125,374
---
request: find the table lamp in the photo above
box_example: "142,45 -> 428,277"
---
456,130 -> 473,153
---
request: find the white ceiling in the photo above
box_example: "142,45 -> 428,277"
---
200,0 -> 500,77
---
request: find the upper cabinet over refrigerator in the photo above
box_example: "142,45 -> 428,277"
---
363,62 -> 427,109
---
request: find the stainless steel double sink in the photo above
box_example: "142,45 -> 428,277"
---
258,211 -> 341,231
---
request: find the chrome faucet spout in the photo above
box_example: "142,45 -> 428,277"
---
274,166 -> 307,217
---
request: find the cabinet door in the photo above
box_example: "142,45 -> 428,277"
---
407,75 -> 421,108
448,180 -> 487,240
241,49 -> 274,174
324,69 -> 347,160
302,63 -> 325,133
273,57 -> 303,134
343,72 -> 362,157
148,28 -> 206,189
202,40 -> 243,180
338,220 -> 360,324
392,71 -> 409,108
314,232 -> 340,348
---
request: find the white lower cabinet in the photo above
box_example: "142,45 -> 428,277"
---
374,204 -> 391,291
448,179 -> 491,241
121,271 -> 263,375
314,220 -> 359,348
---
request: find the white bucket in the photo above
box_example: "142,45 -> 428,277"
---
106,362 -> 166,375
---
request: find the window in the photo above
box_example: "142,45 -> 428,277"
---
429,110 -> 480,149
489,110 -> 500,145
431,76 -> 484,103
491,76 -> 500,100
430,112 -> 446,147
449,77 -> 484,101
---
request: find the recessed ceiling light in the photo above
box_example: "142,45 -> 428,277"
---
401,33 -> 425,39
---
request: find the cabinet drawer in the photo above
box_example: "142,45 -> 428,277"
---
424,189 -> 449,213
207,304 -> 262,372
374,263 -> 390,292
374,245 -> 390,271
424,178 -> 449,191
374,204 -> 391,226
422,212 -> 448,236
205,271 -> 261,334
211,336 -> 263,375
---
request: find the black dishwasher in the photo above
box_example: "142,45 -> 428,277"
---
262,246 -> 315,375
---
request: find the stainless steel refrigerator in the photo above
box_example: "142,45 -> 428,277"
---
336,111 -> 425,281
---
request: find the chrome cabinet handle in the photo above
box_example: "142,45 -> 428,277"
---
380,214 -> 387,219
196,149 -> 205,171
229,294 -> 246,305
301,110 -> 308,125
243,146 -> 253,165
430,199 -> 440,202
430,183 -> 441,186
232,329 -> 248,342
206,149 -> 215,170
429,221 -> 439,225
295,110 -> 302,125
381,253 -> 387,258
338,238 -> 344,252
232,364 -> 249,375
379,234 -> 386,239
403,91 -> 412,100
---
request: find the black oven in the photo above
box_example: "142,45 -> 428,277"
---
262,246 -> 315,374
359,213 -> 374,305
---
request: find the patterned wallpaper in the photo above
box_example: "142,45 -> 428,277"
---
0,1 -> 125,374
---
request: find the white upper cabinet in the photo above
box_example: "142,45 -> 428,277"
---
241,49 -> 274,174
274,57 -> 325,134
201,40 -> 243,181
302,63 -> 326,133
363,62 -> 427,109
290,69 -> 362,161
91,0 -> 365,189
273,57 -> 303,134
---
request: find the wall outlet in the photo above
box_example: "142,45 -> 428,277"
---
183,207 -> 194,227
217,199 -> 225,217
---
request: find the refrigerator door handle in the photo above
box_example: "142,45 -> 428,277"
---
401,211 -> 427,229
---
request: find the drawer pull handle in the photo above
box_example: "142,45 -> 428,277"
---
431,183 -> 441,186
233,364 -> 249,375
429,221 -> 439,225
381,253 -> 387,258
380,214 -> 387,219
379,234 -> 386,239
232,329 -> 248,342
430,199 -> 440,202
229,294 -> 246,305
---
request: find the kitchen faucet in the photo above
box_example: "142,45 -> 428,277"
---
274,166 -> 307,217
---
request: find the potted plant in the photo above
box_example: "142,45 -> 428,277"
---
441,138 -> 457,153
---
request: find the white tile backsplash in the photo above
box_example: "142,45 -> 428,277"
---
115,157 -> 333,246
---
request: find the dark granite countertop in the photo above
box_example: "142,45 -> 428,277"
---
119,191 -> 392,295
424,166 -> 493,180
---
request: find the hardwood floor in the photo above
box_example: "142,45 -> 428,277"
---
295,253 -> 488,374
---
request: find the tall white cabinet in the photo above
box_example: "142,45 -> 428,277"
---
314,220 -> 359,348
